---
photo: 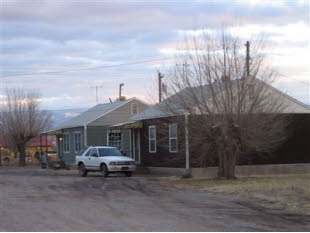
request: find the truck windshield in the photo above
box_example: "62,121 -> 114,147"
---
98,148 -> 122,157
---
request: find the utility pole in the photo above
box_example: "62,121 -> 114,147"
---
91,85 -> 103,104
245,41 -> 250,77
158,71 -> 164,102
119,83 -> 124,100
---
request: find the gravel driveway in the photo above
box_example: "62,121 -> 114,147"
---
0,167 -> 309,231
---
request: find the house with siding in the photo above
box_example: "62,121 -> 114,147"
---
125,79 -> 310,170
44,98 -> 149,164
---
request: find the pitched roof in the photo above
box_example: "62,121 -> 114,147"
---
131,78 -> 310,121
131,83 -> 224,121
50,98 -> 136,131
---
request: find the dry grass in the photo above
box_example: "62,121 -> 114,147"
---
148,173 -> 310,215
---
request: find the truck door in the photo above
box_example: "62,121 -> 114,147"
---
88,147 -> 99,170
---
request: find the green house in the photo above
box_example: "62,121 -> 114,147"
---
45,98 -> 149,164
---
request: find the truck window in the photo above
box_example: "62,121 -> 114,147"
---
76,146 -> 90,156
90,148 -> 98,157
84,148 -> 91,157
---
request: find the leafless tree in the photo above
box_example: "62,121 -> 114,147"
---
161,31 -> 291,179
0,88 -> 51,166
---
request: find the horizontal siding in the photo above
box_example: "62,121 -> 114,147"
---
140,117 -> 186,168
89,99 -> 149,126
87,126 -> 109,146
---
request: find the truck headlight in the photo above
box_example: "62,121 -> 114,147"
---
109,162 -> 116,166
130,161 -> 135,165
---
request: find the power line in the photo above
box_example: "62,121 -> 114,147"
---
2,57 -> 174,78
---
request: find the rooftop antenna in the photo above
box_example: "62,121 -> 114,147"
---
90,85 -> 103,104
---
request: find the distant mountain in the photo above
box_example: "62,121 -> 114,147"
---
46,108 -> 87,129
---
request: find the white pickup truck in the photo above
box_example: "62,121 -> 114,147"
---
75,146 -> 136,177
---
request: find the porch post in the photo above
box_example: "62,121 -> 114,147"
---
84,125 -> 87,146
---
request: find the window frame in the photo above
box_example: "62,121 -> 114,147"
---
131,103 -> 138,115
148,125 -> 156,153
169,123 -> 178,153
107,130 -> 122,148
63,133 -> 70,153
74,132 -> 82,153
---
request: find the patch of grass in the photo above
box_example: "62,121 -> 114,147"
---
148,173 -> 310,215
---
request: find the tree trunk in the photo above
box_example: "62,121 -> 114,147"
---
17,143 -> 26,167
226,150 -> 236,179
218,149 -> 237,180
217,150 -> 225,178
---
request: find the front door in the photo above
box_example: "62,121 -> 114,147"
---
132,129 -> 141,164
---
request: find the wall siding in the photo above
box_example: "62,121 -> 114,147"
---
140,117 -> 186,168
89,99 -> 149,126
60,127 -> 84,164
139,114 -> 310,168
87,126 -> 109,146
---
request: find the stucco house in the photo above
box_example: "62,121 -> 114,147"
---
45,97 -> 149,164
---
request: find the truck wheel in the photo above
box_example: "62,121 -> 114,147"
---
125,171 -> 132,177
100,164 -> 109,177
78,163 -> 87,177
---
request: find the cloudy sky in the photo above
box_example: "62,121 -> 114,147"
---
2,0 -> 309,112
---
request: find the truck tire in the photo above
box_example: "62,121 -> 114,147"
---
78,163 -> 87,177
100,164 -> 109,177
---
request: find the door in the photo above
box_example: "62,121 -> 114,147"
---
87,147 -> 100,170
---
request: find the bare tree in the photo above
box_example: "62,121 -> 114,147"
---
161,31 -> 291,179
0,88 -> 51,166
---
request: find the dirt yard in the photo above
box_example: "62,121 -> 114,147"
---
0,167 -> 309,231
148,173 -> 310,215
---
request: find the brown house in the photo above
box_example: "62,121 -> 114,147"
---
125,82 -> 310,170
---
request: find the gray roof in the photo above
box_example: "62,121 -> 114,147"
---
51,98 -> 134,130
131,78 -> 310,121
131,83 -> 224,121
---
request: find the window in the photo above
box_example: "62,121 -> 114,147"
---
98,148 -> 122,157
84,148 -> 91,157
149,126 -> 156,153
169,123 -> 178,153
108,130 -> 122,147
131,103 -> 138,115
74,132 -> 82,152
90,148 -> 98,157
63,134 -> 70,153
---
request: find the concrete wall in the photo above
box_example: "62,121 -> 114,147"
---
147,163 -> 310,178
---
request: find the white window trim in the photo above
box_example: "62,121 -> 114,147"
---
169,123 -> 178,153
63,133 -> 70,153
149,125 -> 156,153
131,103 -> 138,115
74,132 -> 82,153
107,130 -> 122,147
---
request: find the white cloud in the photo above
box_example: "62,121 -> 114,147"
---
2,1 -> 309,108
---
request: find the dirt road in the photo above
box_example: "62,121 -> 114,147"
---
0,168 -> 309,231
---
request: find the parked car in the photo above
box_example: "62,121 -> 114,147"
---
75,146 -> 136,177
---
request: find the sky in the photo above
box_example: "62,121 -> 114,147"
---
1,0 -> 310,114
